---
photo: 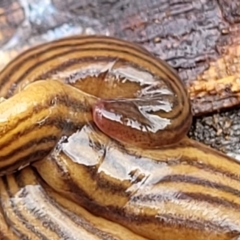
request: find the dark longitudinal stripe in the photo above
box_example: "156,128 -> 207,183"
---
0,116 -> 85,158
118,143 -> 240,187
1,41 -> 183,101
183,192 -> 240,209
46,182 -> 227,236
9,46 -> 178,88
131,191 -> 240,210
159,174 -> 240,198
56,133 -> 240,200
0,35 -> 150,82
36,56 -> 117,80
105,205 -> 230,235
33,56 -> 186,121
0,36 -> 176,86
0,120 -> 89,172
17,169 -> 120,240
1,176 -> 49,240
0,149 -> 52,175
6,171 -> 68,239
4,50 -> 185,124
53,151 -> 133,198
0,93 -> 91,151
95,172 -> 132,196
47,153 -> 94,202
0,135 -> 57,162
15,170 -> 70,239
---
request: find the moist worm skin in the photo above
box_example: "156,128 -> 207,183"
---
0,35 -> 192,149
0,35 -> 192,171
0,35 -> 239,240
0,167 -> 147,240
0,79 -> 97,174
34,126 -> 240,240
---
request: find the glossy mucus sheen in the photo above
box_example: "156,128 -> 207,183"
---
35,125 -> 240,240
0,35 -> 192,149
0,80 -> 97,174
0,35 -> 239,240
92,58 -> 192,148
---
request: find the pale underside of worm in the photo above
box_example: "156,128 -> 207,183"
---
0,35 -> 240,240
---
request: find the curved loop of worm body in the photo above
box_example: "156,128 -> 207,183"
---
1,36 -> 240,240
0,35 -> 192,174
